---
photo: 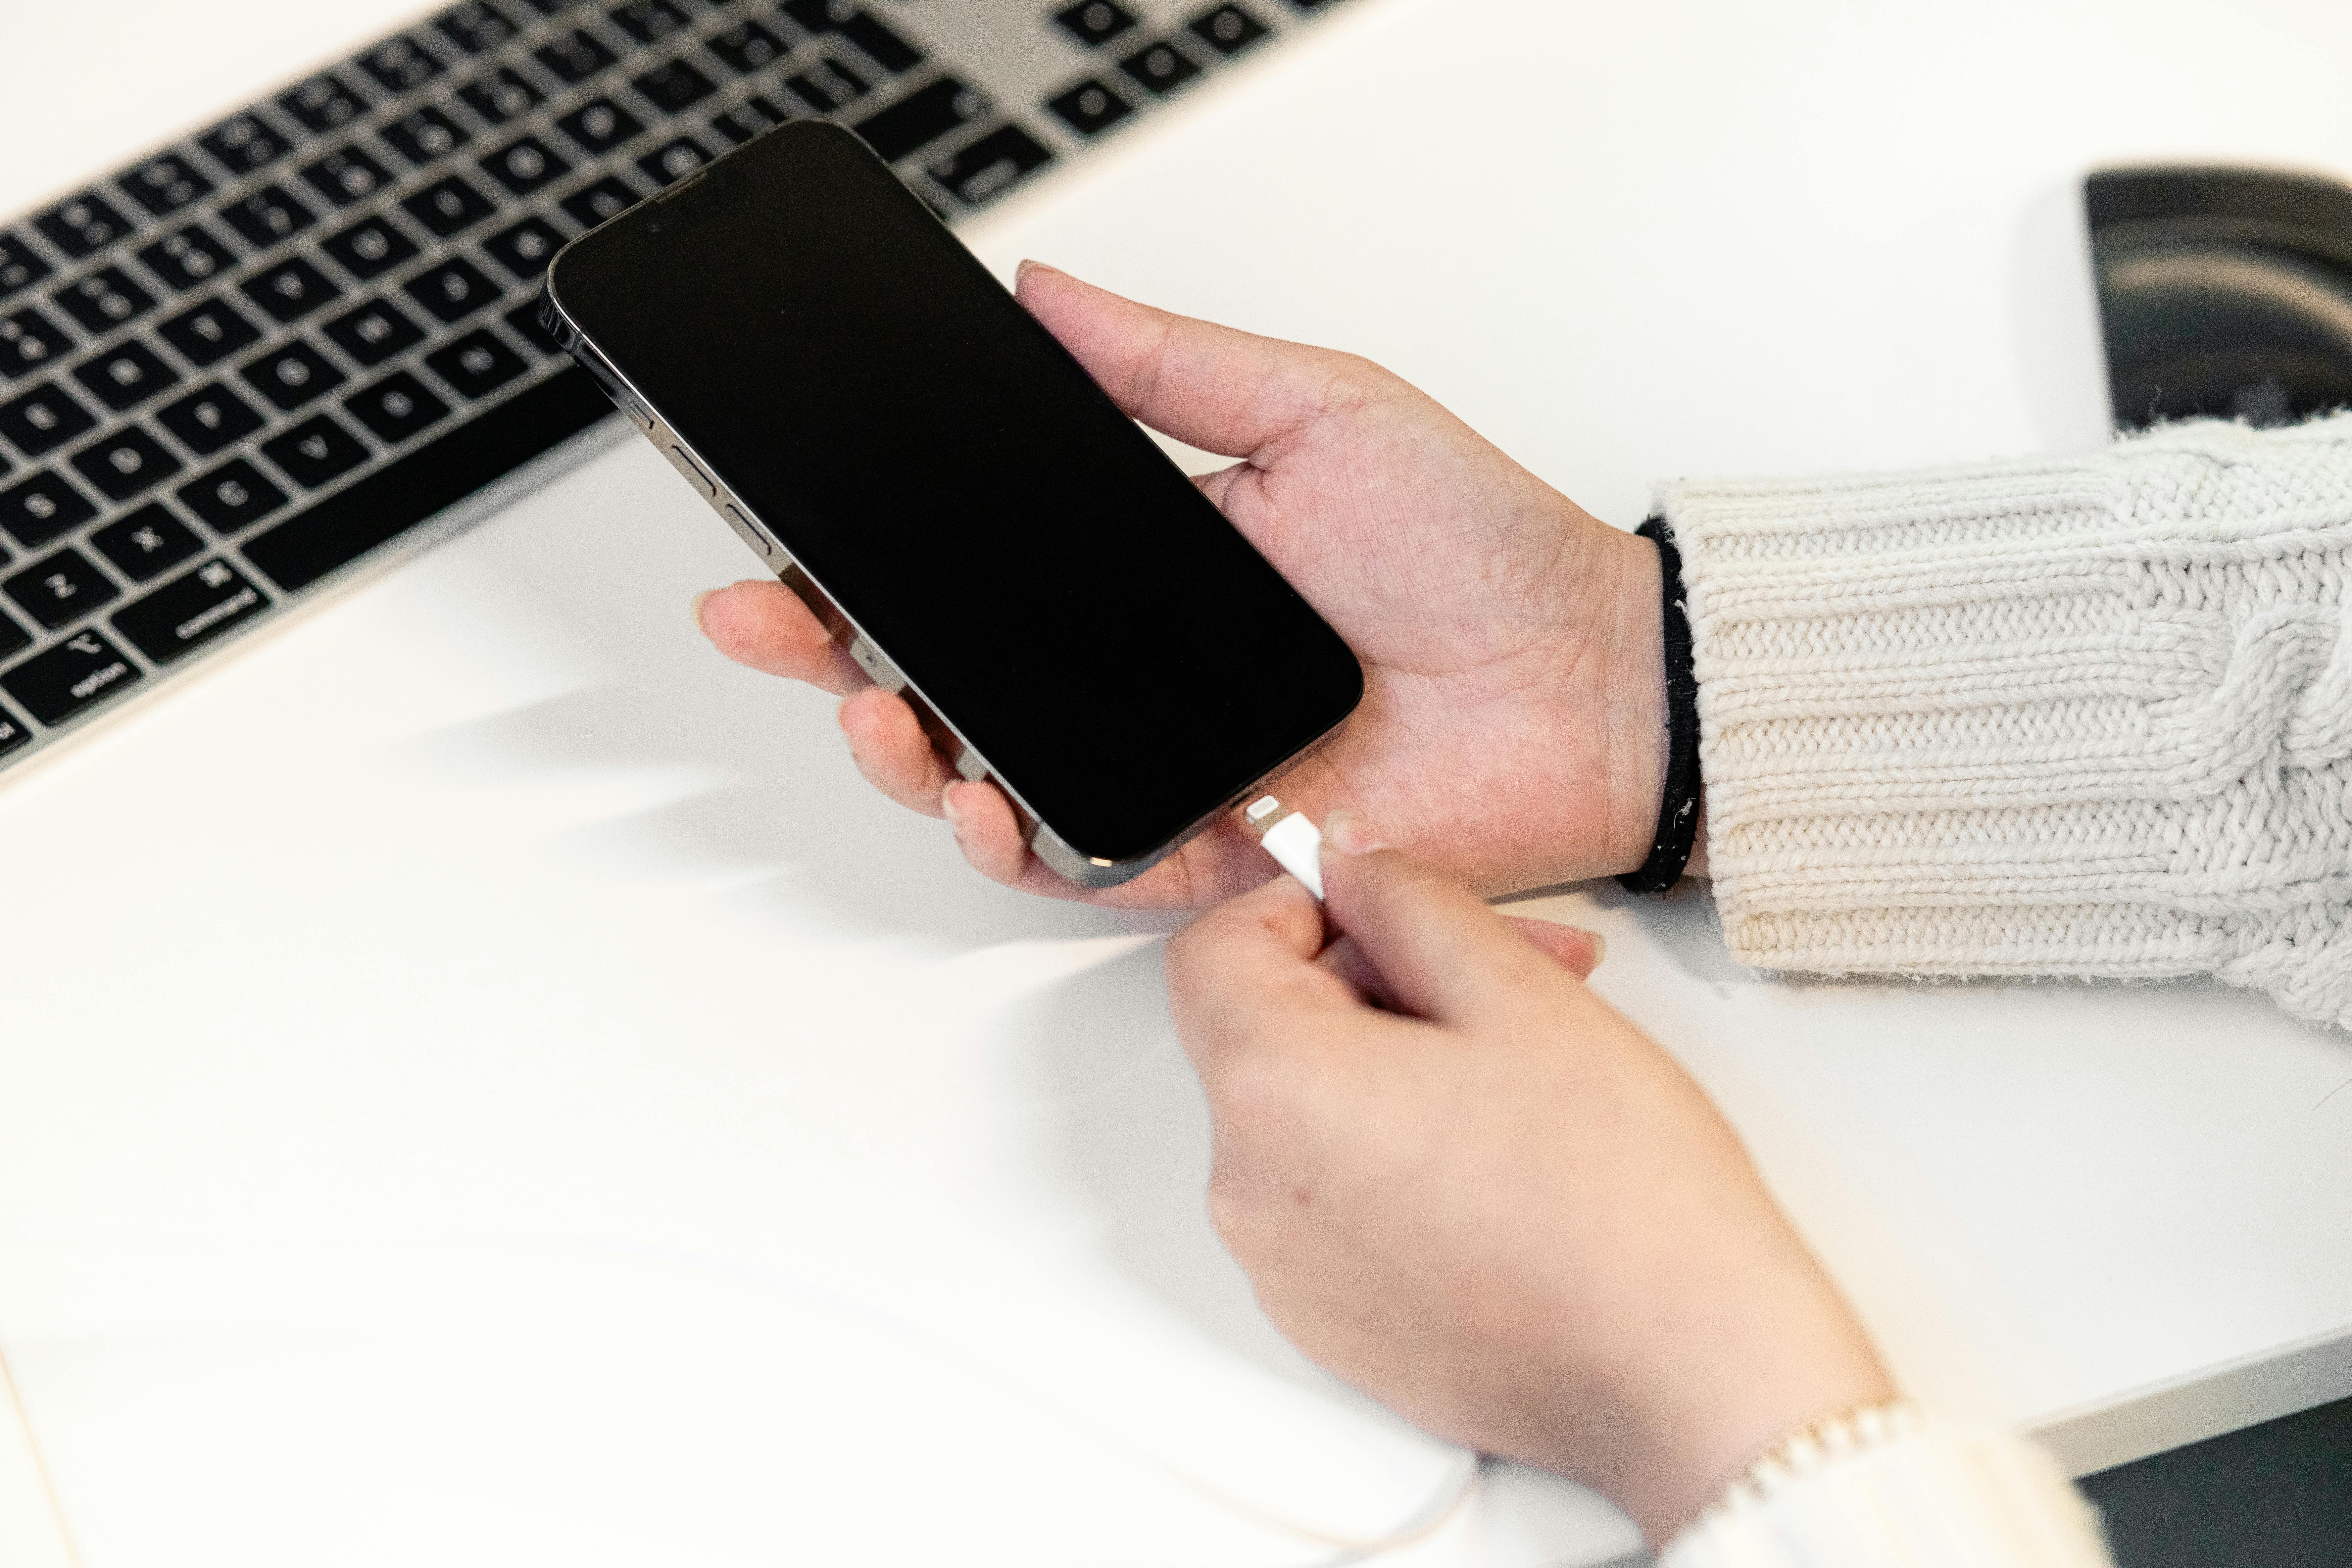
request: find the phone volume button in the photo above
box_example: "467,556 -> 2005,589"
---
669,444 -> 717,496
721,502 -> 781,566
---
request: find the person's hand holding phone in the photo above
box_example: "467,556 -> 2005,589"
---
696,265 -> 1677,905
1168,816 -> 1893,1546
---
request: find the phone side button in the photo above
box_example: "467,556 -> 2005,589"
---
669,444 -> 717,495
719,502 -> 782,566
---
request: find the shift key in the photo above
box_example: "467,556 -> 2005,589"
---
1,627 -> 143,726
112,557 -> 271,664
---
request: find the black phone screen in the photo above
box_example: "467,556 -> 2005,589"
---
547,121 -> 1361,869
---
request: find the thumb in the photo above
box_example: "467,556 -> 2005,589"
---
1317,813 -> 1580,1024
1014,261 -> 1352,460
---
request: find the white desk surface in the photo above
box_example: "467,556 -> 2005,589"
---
4,1 -> 2352,1563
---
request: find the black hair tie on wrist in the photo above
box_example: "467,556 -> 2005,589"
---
1617,517 -> 1702,894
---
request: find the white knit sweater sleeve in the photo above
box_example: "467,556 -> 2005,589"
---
1658,1414 -> 2113,1568
1657,412 -> 2352,1029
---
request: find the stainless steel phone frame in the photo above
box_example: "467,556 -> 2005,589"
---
536,273 -> 1348,889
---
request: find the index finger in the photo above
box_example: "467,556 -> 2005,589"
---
1163,873 -> 1352,1075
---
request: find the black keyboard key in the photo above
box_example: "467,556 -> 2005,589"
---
54,267 -> 159,335
610,0 -> 690,43
838,12 -> 922,74
136,225 -> 238,293
437,2 -> 520,54
0,309 -> 71,380
707,20 -> 786,74
70,426 -> 183,502
72,341 -> 180,412
263,414 -> 371,488
403,175 -> 500,238
536,29 -> 618,84
405,258 -> 499,324
458,67 -> 544,125
382,105 -> 471,166
221,186 -> 318,250
1186,3 -> 1268,55
281,75 -> 370,136
112,556 -> 271,663
346,370 -> 451,443
302,146 -> 397,207
1,627 -> 143,727
93,502 -> 204,581
177,457 -> 288,533
639,136 -> 710,187
323,299 -> 428,367
504,299 -> 563,354
0,471 -> 98,547
0,699 -> 30,754
245,366 -> 607,590
853,77 -> 983,161
556,97 -> 644,155
482,137 -> 570,196
561,176 -> 641,230
35,194 -> 133,261
322,215 -> 423,281
361,36 -> 446,95
118,153 -> 216,218
425,328 -> 526,399
482,216 -> 567,282
242,341 -> 346,411
240,257 -> 342,324
199,112 -> 294,176
786,57 -> 869,113
155,383 -> 265,456
0,236 -> 53,303
1118,38 -> 1202,96
156,299 -> 262,369
928,124 -> 1054,206
779,0 -> 840,31
0,385 -> 98,457
5,546 -> 119,629
1046,78 -> 1133,138
1052,0 -> 1139,47
633,59 -> 718,114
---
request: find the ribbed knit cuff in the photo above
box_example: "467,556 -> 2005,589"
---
1658,1417 -> 2112,1568
1657,413 -> 2352,1029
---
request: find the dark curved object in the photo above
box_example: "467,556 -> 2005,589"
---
2089,167 -> 2352,429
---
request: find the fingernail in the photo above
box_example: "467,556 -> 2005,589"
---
690,588 -> 715,635
1015,258 -> 1059,287
1585,930 -> 1608,966
940,783 -> 967,835
1321,810 -> 1394,855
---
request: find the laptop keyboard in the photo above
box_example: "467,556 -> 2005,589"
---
0,0 -> 1352,774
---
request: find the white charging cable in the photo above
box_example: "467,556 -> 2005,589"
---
1244,795 -> 1325,899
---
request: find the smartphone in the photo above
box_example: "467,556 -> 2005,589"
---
540,120 -> 1361,887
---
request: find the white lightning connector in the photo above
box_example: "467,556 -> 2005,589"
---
1243,794 -> 1323,900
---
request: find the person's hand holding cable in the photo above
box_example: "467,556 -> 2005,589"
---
1167,812 -> 1896,1548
